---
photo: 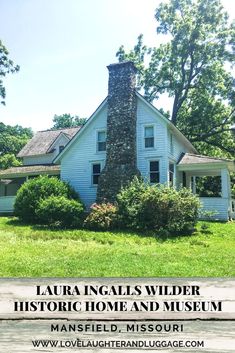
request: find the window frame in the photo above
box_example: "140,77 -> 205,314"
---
144,125 -> 155,149
91,162 -> 102,186
149,160 -> 160,184
96,130 -> 106,153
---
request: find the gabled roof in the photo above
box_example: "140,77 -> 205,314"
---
136,92 -> 197,154
17,127 -> 81,158
54,93 -> 196,163
54,98 -> 108,163
47,132 -> 70,153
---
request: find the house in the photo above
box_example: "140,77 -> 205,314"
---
0,61 -> 234,220
0,127 -> 80,213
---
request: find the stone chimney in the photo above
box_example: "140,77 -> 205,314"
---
97,61 -> 141,203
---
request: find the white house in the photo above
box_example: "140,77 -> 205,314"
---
0,61 -> 234,220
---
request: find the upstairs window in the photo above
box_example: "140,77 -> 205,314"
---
144,126 -> 154,148
92,163 -> 101,185
169,163 -> 174,186
149,161 -> 159,183
59,145 -> 65,153
97,131 -> 106,152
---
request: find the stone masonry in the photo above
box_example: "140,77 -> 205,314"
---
97,61 -> 141,203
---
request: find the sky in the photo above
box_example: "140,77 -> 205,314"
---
0,0 -> 234,132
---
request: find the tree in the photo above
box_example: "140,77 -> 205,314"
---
52,114 -> 87,129
116,0 -> 235,157
0,122 -> 33,169
0,153 -> 21,169
0,40 -> 19,105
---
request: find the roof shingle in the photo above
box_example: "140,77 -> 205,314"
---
178,153 -> 234,165
0,164 -> 60,178
17,127 -> 80,157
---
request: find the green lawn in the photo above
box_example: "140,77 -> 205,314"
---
0,217 -> 234,277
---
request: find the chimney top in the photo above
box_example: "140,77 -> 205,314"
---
107,61 -> 137,73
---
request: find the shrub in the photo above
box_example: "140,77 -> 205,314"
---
36,196 -> 84,228
117,179 -> 200,233
84,203 -> 118,231
116,177 -> 147,229
14,175 -> 80,223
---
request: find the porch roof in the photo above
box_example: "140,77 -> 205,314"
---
0,164 -> 60,179
177,153 -> 235,172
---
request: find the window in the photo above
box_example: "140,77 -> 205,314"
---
59,145 -> 65,153
144,126 -> 154,148
0,178 -> 26,197
97,131 -> 106,152
170,134 -> 174,154
92,163 -> 101,185
149,161 -> 159,183
169,163 -> 174,185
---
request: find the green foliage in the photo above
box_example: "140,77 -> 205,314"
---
36,196 -> 84,228
117,178 -> 200,233
116,0 -> 235,157
195,176 -> 221,197
116,177 -> 147,229
0,122 -> 33,169
0,122 -> 33,155
84,203 -> 118,231
1,217 -> 234,277
14,176 -> 80,223
0,153 -> 22,169
0,40 -> 19,105
52,114 -> 87,129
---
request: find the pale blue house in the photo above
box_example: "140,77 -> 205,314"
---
0,62 -> 234,220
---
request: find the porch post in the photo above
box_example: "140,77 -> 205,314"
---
192,176 -> 196,194
185,173 -> 191,189
221,168 -> 231,199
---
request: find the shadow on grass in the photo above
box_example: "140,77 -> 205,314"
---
5,217 -> 199,244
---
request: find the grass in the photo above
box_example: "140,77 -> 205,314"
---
0,217 -> 234,277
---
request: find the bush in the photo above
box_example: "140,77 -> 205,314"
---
84,203 -> 118,231
14,175 -> 81,223
117,179 -> 200,233
36,196 -> 84,228
116,177 -> 147,229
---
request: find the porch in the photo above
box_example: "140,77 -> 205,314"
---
0,164 -> 60,214
177,154 -> 235,221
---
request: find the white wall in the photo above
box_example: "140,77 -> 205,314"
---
199,197 -> 229,221
23,154 -> 55,165
60,105 -> 107,208
136,99 -> 168,184
60,97 -> 194,207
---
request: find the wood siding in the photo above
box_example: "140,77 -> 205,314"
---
199,197 -> 229,220
136,99 -> 168,184
60,98 -> 193,207
60,105 -> 108,208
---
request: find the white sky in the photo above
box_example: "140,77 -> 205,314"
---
0,0 -> 234,132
